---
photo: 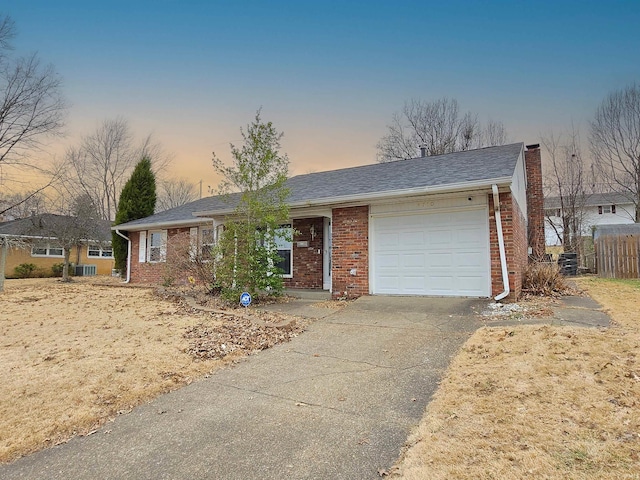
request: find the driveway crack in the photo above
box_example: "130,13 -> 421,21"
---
207,379 -> 380,418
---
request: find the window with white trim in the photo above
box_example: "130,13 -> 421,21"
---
87,245 -> 113,258
598,205 -> 616,214
148,230 -> 167,262
31,245 -> 64,257
200,227 -> 215,260
274,225 -> 293,277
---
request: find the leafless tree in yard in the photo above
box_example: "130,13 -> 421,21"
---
590,83 -> 640,222
34,194 -> 108,281
542,129 -> 592,256
61,118 -> 172,220
376,98 -> 508,162
0,14 -> 66,211
156,178 -> 198,212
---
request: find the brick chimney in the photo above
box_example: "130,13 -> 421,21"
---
525,144 -> 545,260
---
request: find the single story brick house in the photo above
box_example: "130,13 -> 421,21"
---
113,143 -> 544,300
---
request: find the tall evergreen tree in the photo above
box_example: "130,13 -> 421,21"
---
112,157 -> 156,273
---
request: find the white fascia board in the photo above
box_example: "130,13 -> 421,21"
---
111,217 -> 212,232
192,177 -> 513,217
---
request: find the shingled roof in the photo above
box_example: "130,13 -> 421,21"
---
115,142 -> 524,230
544,192 -> 634,210
0,214 -> 113,241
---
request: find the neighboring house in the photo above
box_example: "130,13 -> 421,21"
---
113,143 -> 544,300
0,214 -> 114,277
544,193 -> 636,247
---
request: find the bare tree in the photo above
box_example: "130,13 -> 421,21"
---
0,14 -> 66,210
543,129 -> 592,256
34,195 -> 107,281
376,98 -> 507,162
482,119 -> 509,147
62,118 -> 171,220
590,83 -> 640,221
0,191 -> 46,220
156,178 -> 198,212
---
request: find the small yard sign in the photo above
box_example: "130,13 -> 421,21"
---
240,292 -> 252,308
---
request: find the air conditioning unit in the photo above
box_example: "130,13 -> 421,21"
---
75,264 -> 97,276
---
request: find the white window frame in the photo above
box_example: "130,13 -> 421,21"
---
200,226 -> 216,261
31,244 -> 64,258
274,224 -> 293,278
147,230 -> 167,263
87,244 -> 113,259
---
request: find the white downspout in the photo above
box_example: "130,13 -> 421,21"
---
115,229 -> 131,284
492,184 -> 510,301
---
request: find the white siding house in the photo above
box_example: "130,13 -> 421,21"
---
545,193 -> 635,246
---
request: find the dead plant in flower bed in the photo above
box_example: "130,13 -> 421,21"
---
522,261 -> 573,296
184,312 -> 305,359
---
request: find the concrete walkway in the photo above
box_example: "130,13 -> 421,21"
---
1,296 -> 484,480
1,294 -> 609,480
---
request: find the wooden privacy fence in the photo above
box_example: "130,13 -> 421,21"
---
594,224 -> 640,278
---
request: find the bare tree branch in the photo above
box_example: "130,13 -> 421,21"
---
156,178 -> 198,212
62,118 -> 172,220
376,98 -> 507,162
542,127 -> 592,257
590,83 -> 640,221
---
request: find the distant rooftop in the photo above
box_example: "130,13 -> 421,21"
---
544,192 -> 634,209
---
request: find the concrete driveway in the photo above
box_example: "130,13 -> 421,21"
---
1,296 -> 488,480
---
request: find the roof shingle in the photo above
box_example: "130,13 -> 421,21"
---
115,142 -> 524,230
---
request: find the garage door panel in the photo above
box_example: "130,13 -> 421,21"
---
455,251 -> 486,268
372,206 -> 489,297
378,252 -> 401,267
401,253 -> 426,268
401,276 -> 427,293
377,232 -> 400,249
428,229 -> 453,246
377,275 -> 400,292
429,252 -> 453,268
400,231 -> 425,246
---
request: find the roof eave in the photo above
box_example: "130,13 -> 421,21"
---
111,217 -> 212,232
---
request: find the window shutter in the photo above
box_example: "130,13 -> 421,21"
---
189,227 -> 198,261
139,231 -> 147,263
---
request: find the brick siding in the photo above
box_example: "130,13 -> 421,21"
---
284,217 -> 324,289
489,191 -> 528,299
525,144 -> 545,259
331,206 -> 369,299
129,227 -> 192,284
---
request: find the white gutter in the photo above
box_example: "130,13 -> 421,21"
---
114,229 -> 131,284
193,176 -> 514,217
492,184 -> 510,301
110,218 -> 211,233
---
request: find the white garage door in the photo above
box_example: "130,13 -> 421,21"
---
372,207 -> 490,297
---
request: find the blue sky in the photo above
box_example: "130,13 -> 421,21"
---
4,0 -> 640,188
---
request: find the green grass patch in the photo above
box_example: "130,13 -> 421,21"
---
579,276 -> 640,290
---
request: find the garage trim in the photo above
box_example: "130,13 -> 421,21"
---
369,199 -> 491,297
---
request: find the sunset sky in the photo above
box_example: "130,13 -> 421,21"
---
4,0 -> 640,194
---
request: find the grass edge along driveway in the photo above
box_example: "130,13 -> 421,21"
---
392,277 -> 640,480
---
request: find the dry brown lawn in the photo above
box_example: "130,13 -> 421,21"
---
0,277 -> 248,463
393,277 -> 640,480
